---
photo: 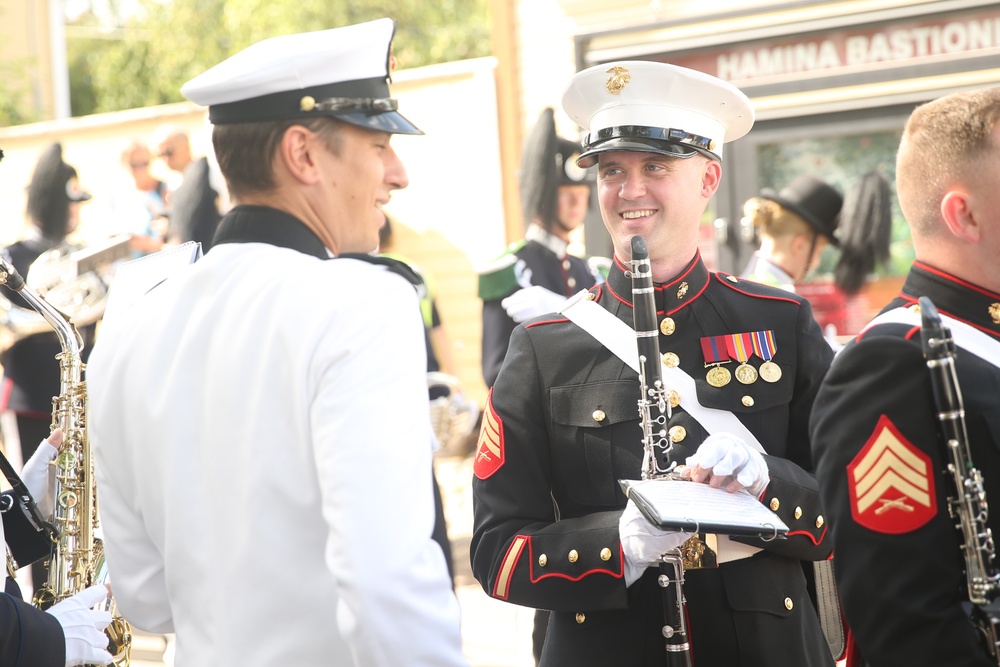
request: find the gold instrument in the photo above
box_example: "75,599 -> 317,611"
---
0,256 -> 132,666
427,372 -> 480,457
0,234 -> 132,354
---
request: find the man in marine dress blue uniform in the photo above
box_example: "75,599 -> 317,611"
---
811,85 -> 1000,667
471,61 -> 835,666
85,19 -> 467,667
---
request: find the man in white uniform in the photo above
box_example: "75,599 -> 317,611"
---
86,19 -> 467,667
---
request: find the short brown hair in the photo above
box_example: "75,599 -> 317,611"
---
212,117 -> 345,200
896,86 -> 1000,237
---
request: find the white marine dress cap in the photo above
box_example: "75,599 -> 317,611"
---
180,17 -> 422,135
561,61 -> 754,166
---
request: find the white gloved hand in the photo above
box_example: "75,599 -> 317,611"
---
500,285 -> 567,323
619,498 -> 688,587
685,433 -> 769,497
46,583 -> 114,667
21,429 -> 61,517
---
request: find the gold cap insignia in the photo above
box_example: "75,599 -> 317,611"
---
605,66 -> 631,95
300,95 -> 316,112
989,303 -> 1000,325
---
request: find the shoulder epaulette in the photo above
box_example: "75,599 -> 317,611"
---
338,253 -> 423,290
714,272 -> 802,303
478,242 -> 527,301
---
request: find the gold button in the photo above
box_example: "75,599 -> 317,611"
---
600,548 -> 612,561
299,95 -> 316,111
567,277 -> 576,288
568,549 -> 579,563
563,259 -> 572,270
727,275 -> 739,283
742,395 -> 754,407
575,612 -> 586,624
662,352 -> 680,368
667,390 -> 681,408
770,498 -> 780,511
585,292 -> 596,301
538,554 -> 548,567
784,597 -> 794,611
660,317 -> 676,336
592,409 -> 606,422
794,507 -> 803,520
816,515 -> 825,528
668,425 -> 687,443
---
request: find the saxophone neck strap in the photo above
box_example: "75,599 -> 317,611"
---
559,295 -> 766,454
864,306 -> 1000,370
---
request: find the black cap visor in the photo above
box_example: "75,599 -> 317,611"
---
577,136 -> 705,168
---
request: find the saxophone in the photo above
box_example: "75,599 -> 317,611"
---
0,257 -> 132,666
920,296 -> 1000,662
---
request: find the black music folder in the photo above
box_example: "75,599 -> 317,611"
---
619,478 -> 788,540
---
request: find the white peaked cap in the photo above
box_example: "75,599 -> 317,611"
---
561,61 -> 754,165
180,18 -> 421,134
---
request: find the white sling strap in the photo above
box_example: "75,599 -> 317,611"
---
864,306 -> 1000,369
559,292 -> 765,454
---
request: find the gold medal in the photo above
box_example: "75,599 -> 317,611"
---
735,363 -> 758,385
706,365 -> 731,387
759,361 -> 782,383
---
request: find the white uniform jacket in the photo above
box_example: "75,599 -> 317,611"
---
88,205 -> 467,667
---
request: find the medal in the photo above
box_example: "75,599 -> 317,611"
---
735,363 -> 758,384
706,365 -> 731,387
727,332 -> 757,385
750,330 -> 781,383
759,361 -> 782,382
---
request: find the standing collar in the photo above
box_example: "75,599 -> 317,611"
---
213,205 -> 330,260
524,223 -> 570,257
605,250 -> 710,315
900,261 -> 1000,337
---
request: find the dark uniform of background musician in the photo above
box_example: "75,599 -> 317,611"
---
479,107 -> 605,389
471,61 -> 835,666
811,86 -> 1000,667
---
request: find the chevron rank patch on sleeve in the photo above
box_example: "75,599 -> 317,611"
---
847,415 -> 936,534
474,389 -> 505,480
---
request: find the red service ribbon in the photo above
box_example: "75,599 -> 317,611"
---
750,330 -> 777,362
700,335 -> 730,365
726,332 -> 755,363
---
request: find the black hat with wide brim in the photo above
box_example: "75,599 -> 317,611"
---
759,175 -> 842,246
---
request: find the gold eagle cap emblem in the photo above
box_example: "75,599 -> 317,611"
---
606,66 -> 631,95
989,302 -> 1000,325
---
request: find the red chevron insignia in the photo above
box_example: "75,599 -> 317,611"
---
847,415 -> 936,534
474,389 -> 505,480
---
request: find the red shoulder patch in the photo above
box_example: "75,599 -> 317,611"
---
847,415 -> 936,534
474,389 -> 505,480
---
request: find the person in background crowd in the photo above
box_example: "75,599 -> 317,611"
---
479,106 -> 605,388
741,175 -> 843,292
811,85 -> 1000,667
154,125 -> 222,251
471,60 -> 835,666
112,138 -> 168,256
86,19 -> 467,667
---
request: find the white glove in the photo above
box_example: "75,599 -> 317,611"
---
500,285 -> 567,323
46,584 -> 114,667
619,499 -> 688,587
22,429 -> 61,517
685,433 -> 769,497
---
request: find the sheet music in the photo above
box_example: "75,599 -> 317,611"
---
101,241 -> 202,325
620,478 -> 789,538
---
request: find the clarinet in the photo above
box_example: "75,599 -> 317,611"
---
631,235 -> 694,666
920,296 -> 1000,662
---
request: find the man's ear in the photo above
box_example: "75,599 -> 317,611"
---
277,125 -> 321,186
701,159 -> 722,198
940,189 -> 981,243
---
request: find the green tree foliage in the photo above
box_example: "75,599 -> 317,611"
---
67,0 -> 490,117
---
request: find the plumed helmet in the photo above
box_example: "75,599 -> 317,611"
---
25,142 -> 91,241
519,107 -> 591,231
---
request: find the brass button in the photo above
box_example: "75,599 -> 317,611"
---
816,515 -> 825,528
563,259 -> 572,270
794,507 -> 803,520
668,425 -> 687,443
299,95 -> 316,111
592,409 -> 606,423
660,317 -> 676,336
770,498 -> 780,511
575,612 -> 586,624
742,395 -> 754,407
727,275 -> 739,283
538,554 -> 548,567
585,292 -> 596,301
568,549 -> 579,563
662,352 -> 680,368
600,548 -> 612,561
567,277 -> 577,288
784,597 -> 794,611
667,390 -> 681,408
